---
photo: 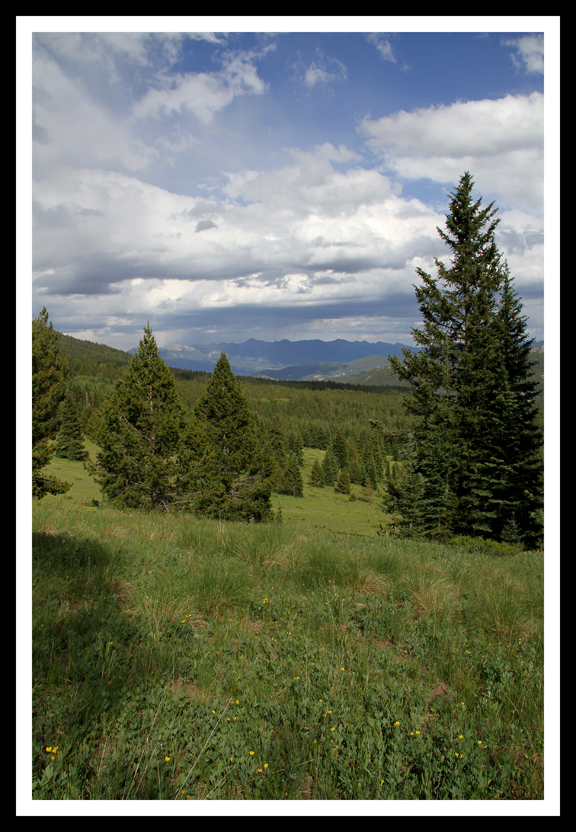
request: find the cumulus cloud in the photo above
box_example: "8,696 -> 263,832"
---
503,34 -> 544,75
28,31 -> 546,348
132,51 -> 267,124
32,54 -> 156,174
359,93 -> 543,213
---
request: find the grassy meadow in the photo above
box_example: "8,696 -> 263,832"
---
31,447 -> 544,801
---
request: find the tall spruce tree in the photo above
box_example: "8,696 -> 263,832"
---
55,392 -> 88,461
94,324 -> 192,510
281,454 -> 304,497
383,433 -> 426,538
309,458 -> 325,488
32,308 -> 71,498
389,172 -> 543,545
193,352 -> 273,522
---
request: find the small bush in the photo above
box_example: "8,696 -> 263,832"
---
448,535 -> 522,558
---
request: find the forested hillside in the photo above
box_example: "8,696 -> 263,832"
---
52,330 -> 415,512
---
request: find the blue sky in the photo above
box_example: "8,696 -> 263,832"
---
24,18 -> 557,351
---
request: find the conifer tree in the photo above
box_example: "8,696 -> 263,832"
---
309,458 -> 325,487
94,324 -> 192,510
334,468 -> 351,495
281,454 -> 304,497
389,172 -> 543,545
194,352 -> 273,522
55,393 -> 88,460
287,430 -> 304,465
330,429 -> 349,471
383,433 -> 426,538
32,308 -> 71,498
322,447 -> 339,486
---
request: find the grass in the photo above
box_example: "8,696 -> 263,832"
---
275,448 -> 391,536
42,442 -> 393,536
31,494 -> 544,801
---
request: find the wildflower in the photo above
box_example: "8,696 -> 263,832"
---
165,756 -> 170,762
249,751 -> 255,756
45,747 -> 52,753
415,731 -> 420,735
264,763 -> 268,769
394,721 -> 400,727
459,734 -> 464,740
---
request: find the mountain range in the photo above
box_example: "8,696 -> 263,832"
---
132,338 -> 419,381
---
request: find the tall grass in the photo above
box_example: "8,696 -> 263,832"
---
32,500 -> 544,800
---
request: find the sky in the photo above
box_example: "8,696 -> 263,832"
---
23,18 -> 558,351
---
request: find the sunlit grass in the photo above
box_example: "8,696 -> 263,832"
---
32,498 -> 544,800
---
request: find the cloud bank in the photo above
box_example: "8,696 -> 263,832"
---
28,29 -> 548,350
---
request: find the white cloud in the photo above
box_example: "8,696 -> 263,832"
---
503,34 -> 544,75
27,32 -> 546,347
303,58 -> 347,89
366,33 -> 396,63
359,93 -> 543,213
132,51 -> 267,124
33,55 -> 156,173
296,48 -> 347,92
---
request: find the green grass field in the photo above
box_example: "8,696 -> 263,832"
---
31,458 -> 545,800
41,441 -> 391,537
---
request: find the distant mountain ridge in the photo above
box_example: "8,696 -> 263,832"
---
142,338 -> 419,377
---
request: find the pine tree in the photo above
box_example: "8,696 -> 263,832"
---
194,352 -> 273,522
55,392 -> 88,461
94,324 -> 192,510
491,269 -> 543,546
330,429 -> 349,471
32,308 -> 71,498
287,430 -> 304,465
334,468 -> 351,495
383,433 -> 426,538
322,447 -> 339,486
281,454 -> 304,497
389,172 -> 543,545
309,458 -> 325,487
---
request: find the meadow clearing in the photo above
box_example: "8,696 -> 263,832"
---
31,448 -> 544,801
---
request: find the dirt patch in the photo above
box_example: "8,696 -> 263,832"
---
428,681 -> 449,702
239,618 -> 264,635
170,679 -> 208,703
299,773 -> 315,799
374,638 -> 396,651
